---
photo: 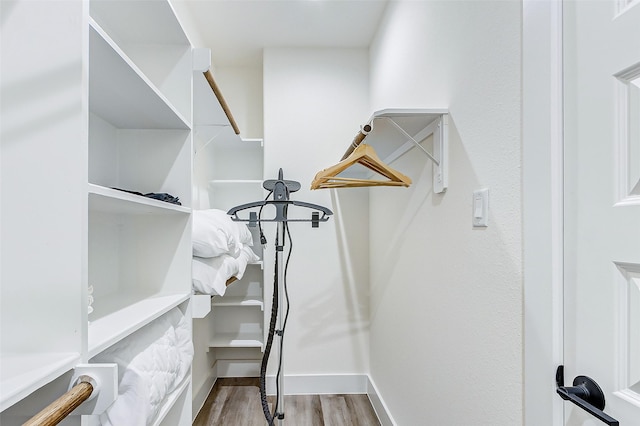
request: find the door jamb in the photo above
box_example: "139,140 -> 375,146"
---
522,0 -> 565,424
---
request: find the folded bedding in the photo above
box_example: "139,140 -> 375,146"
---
191,209 -> 260,296
192,209 -> 252,258
192,245 -> 260,296
92,308 -> 193,426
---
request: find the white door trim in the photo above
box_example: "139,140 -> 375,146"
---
522,0 -> 565,424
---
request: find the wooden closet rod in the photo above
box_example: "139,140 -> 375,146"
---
23,380 -> 94,426
340,123 -> 372,160
203,70 -> 241,135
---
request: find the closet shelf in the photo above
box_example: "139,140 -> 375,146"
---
88,293 -> 190,358
0,352 -> 81,412
89,19 -> 191,130
210,332 -> 263,349
88,184 -> 190,215
193,126 -> 263,157
90,0 -> 190,46
212,296 -> 264,310
336,108 -> 449,193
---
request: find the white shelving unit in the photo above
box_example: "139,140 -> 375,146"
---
1,0 -> 194,423
192,63 -> 266,377
86,1 -> 193,423
1,0 -> 87,416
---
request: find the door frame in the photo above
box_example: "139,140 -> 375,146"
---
522,0 -> 565,424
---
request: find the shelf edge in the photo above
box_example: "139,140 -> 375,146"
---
88,293 -> 190,358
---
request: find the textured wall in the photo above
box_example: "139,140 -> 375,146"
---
262,48 -> 371,376
367,1 -> 523,424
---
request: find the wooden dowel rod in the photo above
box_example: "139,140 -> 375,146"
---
23,381 -> 93,426
340,123 -> 372,160
203,70 -> 241,135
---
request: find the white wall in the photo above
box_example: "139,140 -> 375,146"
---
216,67 -> 264,140
368,1 -> 523,425
262,48 -> 371,377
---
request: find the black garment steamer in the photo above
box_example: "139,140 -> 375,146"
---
227,169 -> 332,425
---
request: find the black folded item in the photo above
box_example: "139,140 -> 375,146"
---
144,192 -> 181,205
112,188 -> 182,206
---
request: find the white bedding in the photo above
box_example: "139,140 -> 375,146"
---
192,209 -> 253,258
191,209 -> 260,296
92,307 -> 193,426
192,245 -> 260,296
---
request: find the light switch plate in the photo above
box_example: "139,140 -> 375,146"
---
472,188 -> 489,227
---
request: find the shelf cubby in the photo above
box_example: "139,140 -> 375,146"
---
89,22 -> 190,130
90,0 -> 192,121
210,307 -> 264,349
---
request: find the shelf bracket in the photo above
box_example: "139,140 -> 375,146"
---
381,117 -> 440,165
65,364 -> 118,415
373,114 -> 448,194
6,364 -> 118,418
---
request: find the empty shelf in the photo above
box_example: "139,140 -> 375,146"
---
210,332 -> 263,348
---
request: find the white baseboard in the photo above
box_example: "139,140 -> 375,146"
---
265,374 -> 394,425
367,376 -> 396,426
191,371 -> 217,422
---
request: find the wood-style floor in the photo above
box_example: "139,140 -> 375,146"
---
193,378 -> 381,426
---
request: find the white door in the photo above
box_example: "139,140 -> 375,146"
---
562,0 -> 640,425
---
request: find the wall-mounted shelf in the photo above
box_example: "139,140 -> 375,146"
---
212,296 -> 264,310
210,332 -> 263,349
340,108 -> 449,193
88,184 -> 190,215
88,293 -> 190,358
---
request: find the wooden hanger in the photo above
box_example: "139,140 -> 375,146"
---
310,143 -> 412,189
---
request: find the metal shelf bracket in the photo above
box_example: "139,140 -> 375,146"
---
367,110 -> 449,194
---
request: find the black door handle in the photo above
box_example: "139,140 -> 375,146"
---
555,365 -> 619,426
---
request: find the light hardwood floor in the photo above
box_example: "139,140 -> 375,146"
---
193,378 -> 381,426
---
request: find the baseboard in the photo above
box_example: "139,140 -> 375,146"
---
191,370 -> 217,422
366,376 -> 396,426
265,373 -> 368,395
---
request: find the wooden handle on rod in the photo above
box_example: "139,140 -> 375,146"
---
23,381 -> 94,426
203,70 -> 241,135
340,123 -> 372,160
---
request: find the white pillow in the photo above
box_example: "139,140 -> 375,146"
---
192,209 -> 242,258
192,255 -> 239,296
236,221 -> 254,246
235,245 -> 261,280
